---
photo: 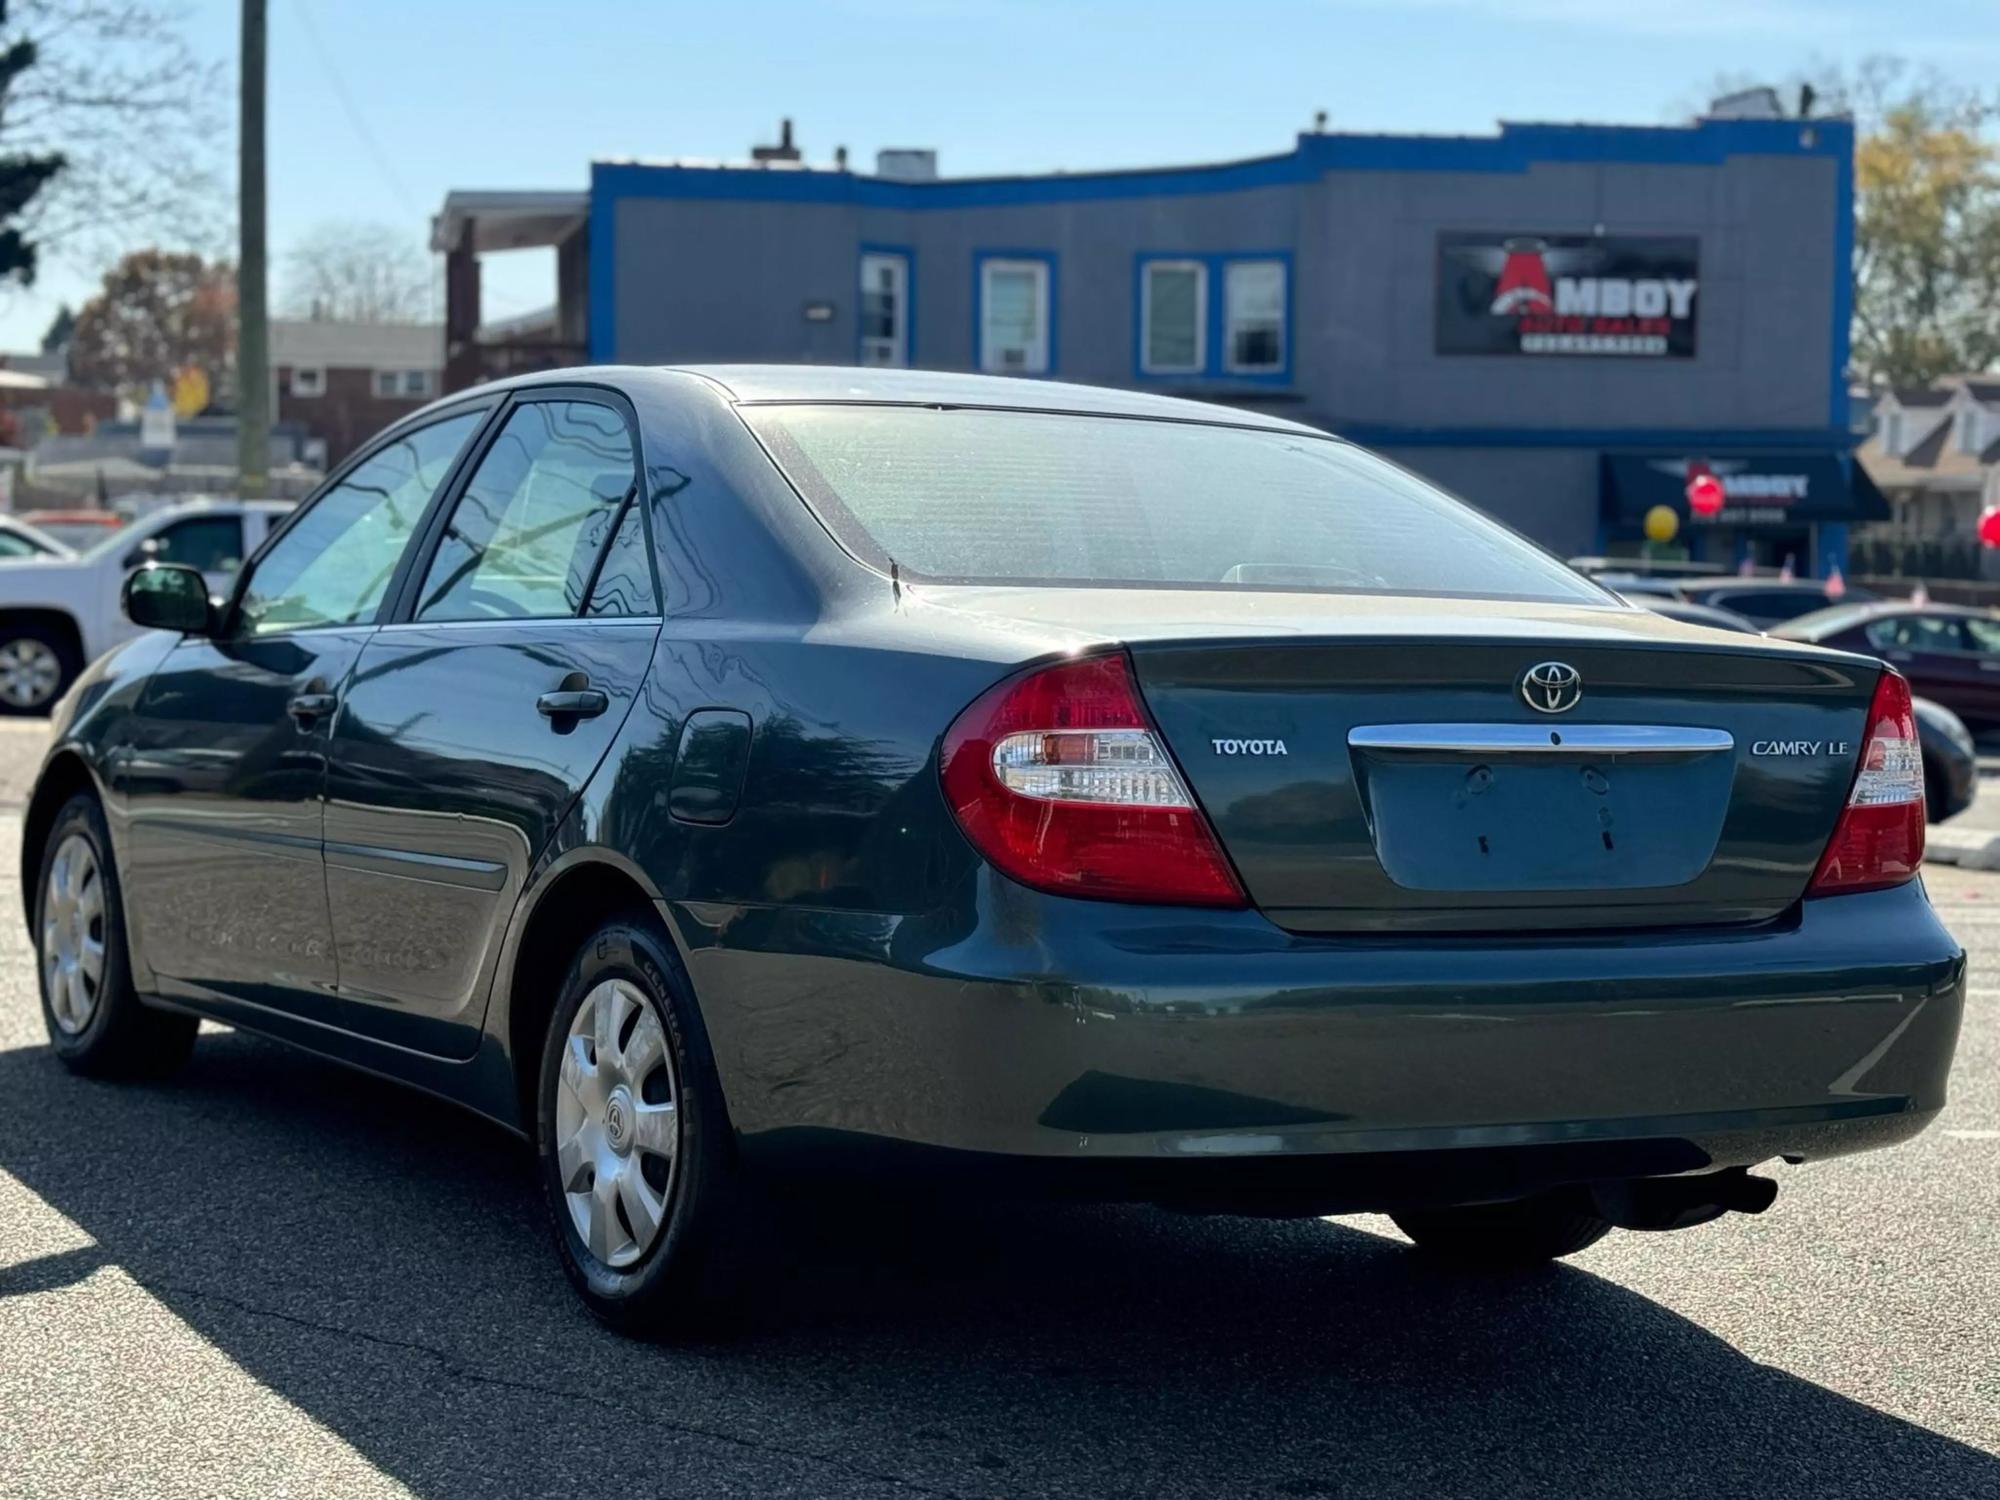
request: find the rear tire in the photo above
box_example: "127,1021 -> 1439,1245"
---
1391,1192 -> 1613,1266
35,792 -> 197,1078
0,618 -> 78,715
535,913 -> 754,1338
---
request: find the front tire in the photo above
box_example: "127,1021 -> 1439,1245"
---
36,792 -> 197,1077
0,619 -> 78,715
1391,1192 -> 1613,1266
535,914 -> 750,1337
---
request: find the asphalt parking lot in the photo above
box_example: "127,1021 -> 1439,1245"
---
0,719 -> 1993,1499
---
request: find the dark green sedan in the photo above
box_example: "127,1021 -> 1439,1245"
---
22,367 -> 1963,1335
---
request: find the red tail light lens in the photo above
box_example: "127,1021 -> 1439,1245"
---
940,652 -> 1247,907
1807,668 -> 1925,896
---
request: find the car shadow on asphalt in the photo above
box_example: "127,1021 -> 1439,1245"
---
0,1030 -> 1993,1500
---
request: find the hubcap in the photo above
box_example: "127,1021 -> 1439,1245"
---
41,834 -> 106,1035
0,637 -> 61,708
554,978 -> 679,1268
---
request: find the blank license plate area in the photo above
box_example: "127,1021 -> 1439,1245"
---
1354,751 -> 1733,893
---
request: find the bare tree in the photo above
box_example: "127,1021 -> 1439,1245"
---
280,220 -> 435,324
0,1 -> 226,267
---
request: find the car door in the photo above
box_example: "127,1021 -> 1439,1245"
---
1861,614 -> 1980,716
322,391 -> 659,1056
115,407 -> 492,1014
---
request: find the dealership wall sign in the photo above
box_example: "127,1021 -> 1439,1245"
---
1437,233 -> 1700,357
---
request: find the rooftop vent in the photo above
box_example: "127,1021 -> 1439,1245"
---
752,118 -> 803,165
1704,87 -> 1784,121
876,149 -> 938,182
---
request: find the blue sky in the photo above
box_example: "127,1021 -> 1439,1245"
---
5,0 -> 1993,350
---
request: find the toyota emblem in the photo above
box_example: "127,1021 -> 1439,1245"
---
1520,661 -> 1583,714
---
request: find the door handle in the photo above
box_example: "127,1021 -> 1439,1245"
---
537,669 -> 610,723
287,691 -> 337,725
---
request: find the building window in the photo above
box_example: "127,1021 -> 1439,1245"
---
977,255 -> 1052,374
1882,411 -> 1902,454
1224,260 -> 1287,374
376,369 -> 435,398
1140,260 -> 1206,375
1958,406 -> 1978,451
290,366 -> 325,399
859,250 -> 910,368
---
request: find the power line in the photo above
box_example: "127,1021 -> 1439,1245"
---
287,0 -> 420,218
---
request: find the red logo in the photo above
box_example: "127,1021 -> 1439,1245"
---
1490,238 -> 1553,316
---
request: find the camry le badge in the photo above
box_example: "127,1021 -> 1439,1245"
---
1520,661 -> 1583,714
1752,740 -> 1853,757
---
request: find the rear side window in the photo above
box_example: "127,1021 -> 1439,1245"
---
416,400 -> 637,622
745,405 -> 1601,603
1866,615 -> 1971,652
583,500 -> 657,618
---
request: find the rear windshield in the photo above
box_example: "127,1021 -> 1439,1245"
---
744,404 -> 1604,604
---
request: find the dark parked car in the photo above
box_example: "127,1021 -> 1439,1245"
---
23,368 -> 1964,1335
1630,598 -> 1977,822
1776,602 -> 2000,730
1677,579 -> 1877,627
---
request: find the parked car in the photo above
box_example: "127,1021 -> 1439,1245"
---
1677,579 -> 1877,627
19,509 -> 129,552
1774,603 -> 2000,729
1912,696 -> 1978,821
0,515 -> 73,561
1626,597 -> 1761,633
24,368 -> 1963,1336
0,499 -> 293,712
1633,599 -> 1977,822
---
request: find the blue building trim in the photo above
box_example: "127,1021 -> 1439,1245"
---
590,117 -> 1848,214
857,242 -> 915,366
972,250 -> 1058,375
587,163 -> 616,362
1131,252 -> 1295,385
1826,120 -> 1856,430
1343,425 -> 1856,451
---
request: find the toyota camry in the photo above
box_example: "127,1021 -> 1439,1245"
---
24,367 -> 1965,1335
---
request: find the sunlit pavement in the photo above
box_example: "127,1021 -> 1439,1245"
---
0,719 -> 1992,1498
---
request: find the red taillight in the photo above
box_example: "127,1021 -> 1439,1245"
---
1807,668 -> 1925,896
940,652 -> 1247,907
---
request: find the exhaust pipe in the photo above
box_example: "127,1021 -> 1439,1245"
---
1591,1168 -> 1778,1232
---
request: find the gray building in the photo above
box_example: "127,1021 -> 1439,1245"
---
434,117 -> 1881,575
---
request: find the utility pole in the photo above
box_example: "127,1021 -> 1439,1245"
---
237,0 -> 269,497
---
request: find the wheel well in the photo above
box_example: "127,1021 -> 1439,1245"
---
506,860 -> 661,1126
0,608 -> 83,665
21,751 -> 94,923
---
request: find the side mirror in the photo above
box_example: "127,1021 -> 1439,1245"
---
123,562 -> 217,636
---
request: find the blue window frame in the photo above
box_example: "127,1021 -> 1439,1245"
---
858,244 -> 914,367
1133,251 -> 1293,384
973,251 -> 1057,375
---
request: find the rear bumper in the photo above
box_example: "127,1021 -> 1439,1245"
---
686,876 -> 1964,1206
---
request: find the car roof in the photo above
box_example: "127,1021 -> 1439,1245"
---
1694,579 -> 1840,594
661,365 -> 1329,435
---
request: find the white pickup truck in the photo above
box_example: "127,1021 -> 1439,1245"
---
0,498 -> 293,712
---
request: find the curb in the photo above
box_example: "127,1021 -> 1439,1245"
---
1925,826 -> 2000,871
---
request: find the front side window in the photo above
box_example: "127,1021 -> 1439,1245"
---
1141,260 -> 1206,375
237,408 -> 486,635
859,251 -> 909,368
415,400 -> 637,622
978,257 -> 1050,374
747,404 -> 1602,605
1224,260 -> 1286,374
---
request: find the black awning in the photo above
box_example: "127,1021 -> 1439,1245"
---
1602,452 -> 1888,527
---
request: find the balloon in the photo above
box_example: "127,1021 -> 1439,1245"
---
1686,472 -> 1726,518
1980,507 -> 2000,548
1642,504 -> 1679,544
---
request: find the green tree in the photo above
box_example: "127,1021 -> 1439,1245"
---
0,3 -> 62,287
37,300 -> 71,351
1853,91 -> 2000,385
